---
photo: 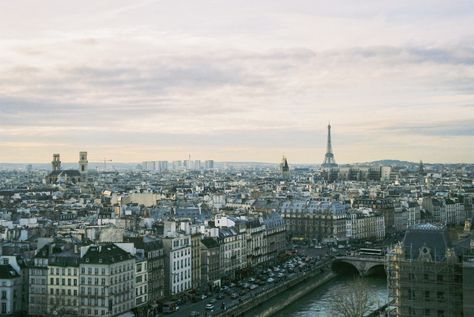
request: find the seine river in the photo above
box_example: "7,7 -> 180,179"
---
251,273 -> 388,317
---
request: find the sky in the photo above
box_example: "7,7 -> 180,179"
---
0,0 -> 473,164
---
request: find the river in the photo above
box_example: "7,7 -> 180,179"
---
273,273 -> 387,317
250,273 -> 388,317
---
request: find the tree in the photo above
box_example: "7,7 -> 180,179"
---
330,278 -> 372,317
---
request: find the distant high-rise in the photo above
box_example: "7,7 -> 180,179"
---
204,160 -> 214,169
321,123 -> 338,168
419,160 -> 425,175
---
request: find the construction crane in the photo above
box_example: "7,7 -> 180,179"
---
103,158 -> 112,170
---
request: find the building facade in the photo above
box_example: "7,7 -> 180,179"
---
162,233 -> 192,296
387,224 -> 463,317
79,244 -> 135,317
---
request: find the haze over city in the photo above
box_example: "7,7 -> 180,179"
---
1,0 -> 473,163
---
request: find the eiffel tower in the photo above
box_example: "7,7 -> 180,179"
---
321,123 -> 338,168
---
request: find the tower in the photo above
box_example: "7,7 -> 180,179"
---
321,123 -> 338,168
280,155 -> 290,178
419,160 -> 424,175
51,153 -> 61,171
79,151 -> 88,173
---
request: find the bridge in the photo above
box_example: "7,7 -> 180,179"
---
332,255 -> 386,277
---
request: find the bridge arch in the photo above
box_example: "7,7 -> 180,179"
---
332,258 -> 386,277
365,263 -> 386,276
331,260 -> 359,276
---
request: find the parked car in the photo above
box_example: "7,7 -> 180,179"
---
205,304 -> 214,310
189,311 -> 200,317
231,293 -> 239,299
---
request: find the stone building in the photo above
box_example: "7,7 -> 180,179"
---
280,200 -> 348,243
200,237 -> 221,291
387,224 -> 463,317
79,244 -> 135,317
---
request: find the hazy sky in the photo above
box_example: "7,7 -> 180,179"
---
1,0 -> 473,164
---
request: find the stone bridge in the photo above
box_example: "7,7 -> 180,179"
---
332,255 -> 386,277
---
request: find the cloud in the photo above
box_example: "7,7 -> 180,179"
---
380,120 -> 474,137
0,1 -> 473,162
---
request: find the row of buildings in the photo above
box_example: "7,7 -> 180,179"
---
0,214 -> 285,317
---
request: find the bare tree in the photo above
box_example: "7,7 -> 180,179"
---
330,278 -> 372,317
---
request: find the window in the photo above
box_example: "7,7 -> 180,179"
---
1,291 -> 6,300
425,308 -> 431,316
437,291 -> 444,301
437,310 -> 444,317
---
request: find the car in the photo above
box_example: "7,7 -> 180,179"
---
230,292 -> 239,299
209,298 -> 217,304
205,304 -> 214,310
267,277 -> 275,283
189,311 -> 201,317
248,277 -> 255,282
200,294 -> 208,300
249,284 -> 258,290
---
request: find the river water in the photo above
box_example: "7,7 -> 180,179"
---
256,273 -> 388,317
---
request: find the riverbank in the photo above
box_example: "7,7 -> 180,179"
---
213,259 -> 335,317
251,271 -> 337,317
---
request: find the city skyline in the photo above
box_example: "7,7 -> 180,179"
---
1,1 -> 474,163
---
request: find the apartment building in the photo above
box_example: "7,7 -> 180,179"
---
162,230 -> 192,296
79,244 -> 135,317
